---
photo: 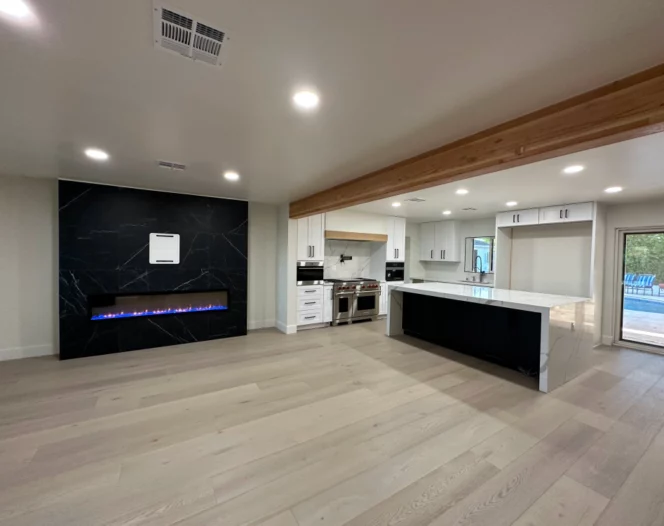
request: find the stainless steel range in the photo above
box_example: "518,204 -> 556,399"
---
326,278 -> 381,325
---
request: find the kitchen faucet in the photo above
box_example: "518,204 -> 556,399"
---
475,255 -> 486,283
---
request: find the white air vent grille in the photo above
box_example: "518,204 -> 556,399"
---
404,198 -> 426,203
462,207 -> 478,211
154,3 -> 228,67
157,160 -> 187,171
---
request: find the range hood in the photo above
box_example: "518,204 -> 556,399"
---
325,230 -> 388,242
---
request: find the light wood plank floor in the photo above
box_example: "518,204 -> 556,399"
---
2,321 -> 664,525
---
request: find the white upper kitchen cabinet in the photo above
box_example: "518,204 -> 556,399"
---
436,221 -> 460,261
539,202 -> 593,225
386,217 -> 406,262
297,213 -> 325,261
419,221 -> 460,262
564,202 -> 593,222
419,222 -> 436,261
496,208 -> 540,228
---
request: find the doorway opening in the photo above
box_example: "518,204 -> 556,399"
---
619,230 -> 664,350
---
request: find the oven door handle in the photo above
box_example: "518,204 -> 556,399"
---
355,291 -> 379,295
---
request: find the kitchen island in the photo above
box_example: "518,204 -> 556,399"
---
387,283 -> 594,393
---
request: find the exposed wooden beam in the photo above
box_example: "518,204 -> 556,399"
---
290,64 -> 664,219
325,230 -> 388,242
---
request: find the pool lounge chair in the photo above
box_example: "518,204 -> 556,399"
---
633,274 -> 656,295
624,273 -> 636,293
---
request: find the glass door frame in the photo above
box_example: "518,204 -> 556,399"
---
614,227 -> 664,355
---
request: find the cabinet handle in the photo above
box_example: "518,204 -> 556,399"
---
305,290 -> 316,293
304,301 -> 316,305
440,250 -> 443,259
512,214 -> 515,223
304,316 -> 316,320
560,209 -> 563,219
431,249 -> 433,259
443,249 -> 446,259
565,209 -> 568,219
312,246 -> 315,258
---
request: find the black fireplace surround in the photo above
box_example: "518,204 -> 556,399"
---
58,181 -> 248,360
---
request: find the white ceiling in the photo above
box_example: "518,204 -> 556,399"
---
350,133 -> 664,222
1,0 -> 663,203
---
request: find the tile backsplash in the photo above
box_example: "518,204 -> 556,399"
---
324,240 -> 382,280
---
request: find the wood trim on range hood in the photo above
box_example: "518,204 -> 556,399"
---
290,63 -> 664,219
325,230 -> 388,243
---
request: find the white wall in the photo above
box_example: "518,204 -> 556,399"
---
405,222 -> 425,282
601,199 -> 664,344
0,176 -> 57,360
325,210 -> 388,235
509,222 -> 593,297
275,205 -> 297,334
248,203 -> 277,329
410,217 -> 496,284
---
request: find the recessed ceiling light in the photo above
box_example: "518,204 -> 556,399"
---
84,148 -> 109,161
442,210 -> 452,215
391,202 -> 401,208
563,165 -> 585,175
455,188 -> 469,195
224,171 -> 240,182
293,90 -> 320,110
0,0 -> 31,18
604,186 -> 623,194
506,201 -> 518,207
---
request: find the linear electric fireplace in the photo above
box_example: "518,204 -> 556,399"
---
89,290 -> 229,321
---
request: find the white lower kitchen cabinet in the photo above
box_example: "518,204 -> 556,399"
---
298,310 -> 323,325
297,285 -> 324,327
379,283 -> 388,315
323,285 -> 333,323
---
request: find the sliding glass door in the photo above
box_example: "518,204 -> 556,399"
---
620,231 -> 664,350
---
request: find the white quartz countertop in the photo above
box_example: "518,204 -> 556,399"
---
410,277 -> 494,288
391,282 -> 589,311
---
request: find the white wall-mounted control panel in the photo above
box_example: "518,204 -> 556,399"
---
149,233 -> 180,264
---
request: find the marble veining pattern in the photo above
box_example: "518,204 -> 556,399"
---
58,181 -> 248,359
324,240 -> 384,280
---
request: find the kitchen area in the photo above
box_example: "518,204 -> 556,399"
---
295,211 -> 407,328
294,208 -> 499,331
292,194 -> 605,394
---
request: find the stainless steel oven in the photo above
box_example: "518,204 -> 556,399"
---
385,262 -> 405,282
333,287 -> 355,324
297,261 -> 324,285
328,279 -> 380,325
354,288 -> 379,318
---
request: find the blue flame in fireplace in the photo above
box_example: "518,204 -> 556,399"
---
91,304 -> 228,321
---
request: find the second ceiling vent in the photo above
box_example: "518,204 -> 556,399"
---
153,2 -> 228,67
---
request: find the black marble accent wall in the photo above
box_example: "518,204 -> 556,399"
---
58,181 -> 248,360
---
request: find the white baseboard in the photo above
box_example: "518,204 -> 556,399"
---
248,319 -> 276,330
0,344 -> 55,362
601,335 -> 614,346
276,321 -> 297,335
